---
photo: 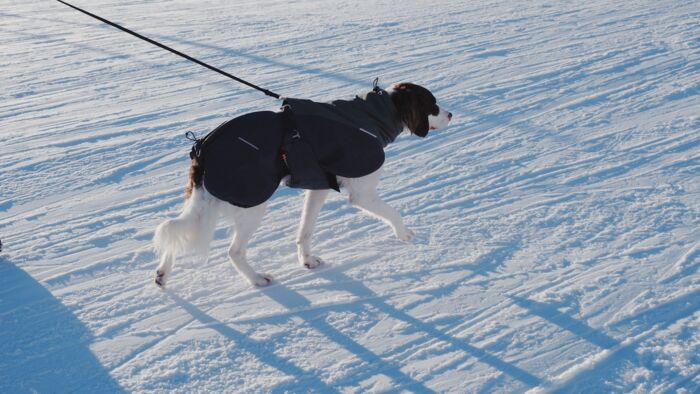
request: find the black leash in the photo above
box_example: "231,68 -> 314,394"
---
56,0 -> 281,99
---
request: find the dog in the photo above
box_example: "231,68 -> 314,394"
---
153,82 -> 452,287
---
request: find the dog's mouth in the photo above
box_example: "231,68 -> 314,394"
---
429,126 -> 436,130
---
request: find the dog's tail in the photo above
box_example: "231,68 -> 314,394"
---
154,184 -> 218,260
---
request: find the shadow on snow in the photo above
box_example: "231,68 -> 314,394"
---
0,258 -> 124,393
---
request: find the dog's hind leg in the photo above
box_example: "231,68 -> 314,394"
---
297,189 -> 329,269
155,252 -> 174,287
153,187 -> 220,287
226,203 -> 272,287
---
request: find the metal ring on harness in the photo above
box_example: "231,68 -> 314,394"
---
186,131 -> 204,160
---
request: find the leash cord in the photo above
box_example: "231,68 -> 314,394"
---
56,0 -> 282,99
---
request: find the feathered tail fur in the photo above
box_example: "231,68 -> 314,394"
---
154,160 -> 217,261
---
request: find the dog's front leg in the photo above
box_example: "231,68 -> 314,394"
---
348,191 -> 416,242
297,189 -> 329,268
342,170 -> 415,242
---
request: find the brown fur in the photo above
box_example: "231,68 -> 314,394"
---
185,158 -> 204,199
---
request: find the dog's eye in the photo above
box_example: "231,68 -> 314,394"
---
431,105 -> 440,116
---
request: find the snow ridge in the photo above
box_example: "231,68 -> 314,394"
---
1,0 -> 698,392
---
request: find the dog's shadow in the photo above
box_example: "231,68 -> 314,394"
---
169,257 -> 542,392
309,268 -> 540,388
260,278 -> 434,392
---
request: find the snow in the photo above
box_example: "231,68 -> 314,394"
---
1,0 -> 699,392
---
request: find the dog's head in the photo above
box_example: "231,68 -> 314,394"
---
388,82 -> 452,137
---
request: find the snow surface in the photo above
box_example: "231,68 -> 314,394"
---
1,0 -> 699,392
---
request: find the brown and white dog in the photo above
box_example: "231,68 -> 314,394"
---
154,83 -> 452,287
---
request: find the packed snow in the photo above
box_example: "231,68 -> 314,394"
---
1,0 -> 698,392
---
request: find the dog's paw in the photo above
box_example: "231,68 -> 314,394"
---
302,256 -> 324,269
155,270 -> 168,288
250,273 -> 273,287
395,228 -> 416,243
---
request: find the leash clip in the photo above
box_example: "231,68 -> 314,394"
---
186,131 -> 203,160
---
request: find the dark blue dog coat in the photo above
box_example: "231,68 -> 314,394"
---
195,89 -> 403,208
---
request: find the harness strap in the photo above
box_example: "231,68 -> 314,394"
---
279,105 -> 340,191
278,105 -> 297,168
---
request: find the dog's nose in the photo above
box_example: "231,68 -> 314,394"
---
448,112 -> 453,120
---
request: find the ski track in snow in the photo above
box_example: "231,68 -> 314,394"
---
1,0 -> 699,392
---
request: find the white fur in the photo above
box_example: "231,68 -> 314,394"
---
154,168 -> 416,287
429,106 -> 452,130
154,187 -> 220,257
153,187 -> 220,286
154,88 -> 451,288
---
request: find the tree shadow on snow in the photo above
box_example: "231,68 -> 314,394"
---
157,34 -> 370,90
0,258 -> 124,393
511,290 -> 700,391
311,269 -> 541,389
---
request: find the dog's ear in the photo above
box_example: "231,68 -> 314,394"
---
414,116 -> 429,137
390,82 -> 434,138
